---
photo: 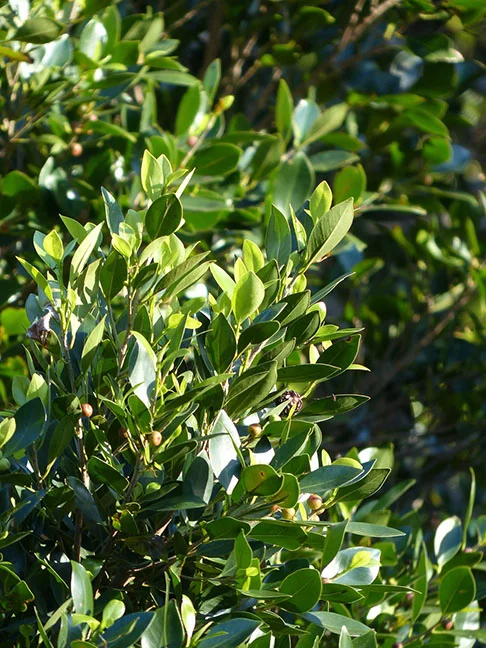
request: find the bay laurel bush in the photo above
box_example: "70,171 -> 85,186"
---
0,155 -> 483,647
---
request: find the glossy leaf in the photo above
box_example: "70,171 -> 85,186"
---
280,568 -> 322,613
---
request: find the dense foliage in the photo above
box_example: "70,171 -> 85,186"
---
0,0 -> 485,645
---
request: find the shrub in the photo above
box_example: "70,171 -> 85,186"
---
1,1 -> 484,491
0,157 -> 483,646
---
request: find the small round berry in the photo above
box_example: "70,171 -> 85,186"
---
71,142 -> 83,157
392,643 -> 403,648
441,618 -> 453,631
187,135 -> 198,147
81,403 -> 93,418
150,431 -> 163,446
0,458 -> 10,471
248,424 -> 263,439
281,507 -> 295,520
307,494 -> 323,511
405,591 -> 414,603
119,427 -> 129,439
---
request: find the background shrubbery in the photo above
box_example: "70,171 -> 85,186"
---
0,0 -> 485,645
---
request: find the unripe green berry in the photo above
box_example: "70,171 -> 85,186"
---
281,507 -> 295,520
0,458 -> 10,471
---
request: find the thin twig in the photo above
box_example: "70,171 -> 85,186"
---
338,0 -> 367,54
351,0 -> 402,44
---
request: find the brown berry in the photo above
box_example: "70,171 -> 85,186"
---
441,618 -> 453,631
248,424 -> 263,439
281,507 -> 295,520
150,431 -> 163,446
307,494 -> 323,511
278,390 -> 303,417
187,135 -> 198,147
81,403 -> 93,418
119,427 -> 129,439
71,142 -> 83,157
392,643 -> 403,648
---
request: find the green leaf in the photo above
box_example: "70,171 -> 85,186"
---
2,171 -> 37,197
303,611 -> 371,636
232,272 -> 265,323
81,317 -> 106,373
0,418 -> 16,449
251,138 -> 284,181
225,361 -> 277,417
43,230 -> 64,262
70,223 -> 103,281
141,151 -> 165,200
100,251 -> 127,300
71,561 -> 93,616
266,206 -> 292,268
87,457 -> 127,494
210,264 -> 236,297
203,518 -> 251,540
209,411 -> 241,494
339,626 -> 353,648
310,181 -> 332,222
141,603 -> 183,648
346,522 -> 405,538
309,151 -> 360,172
272,473 -> 300,507
434,516 -> 463,568
146,194 -> 183,239
128,332 -> 157,407
242,240 -> 265,273
276,79 -> 293,142
280,568 -> 322,613
235,530 -> 252,568
176,84 -> 205,136
0,45 -> 33,63
238,321 -> 280,352
88,121 -> 137,142
277,363 -> 339,384
439,566 -> 476,614
273,152 -> 314,217
206,313 -> 237,373
412,544 -> 428,622
302,104 -> 348,146
102,600 -> 126,630
300,465 -> 362,496
4,398 -> 45,455
203,59 -> 221,104
306,198 -> 354,265
67,477 -> 102,523
16,258 -> 53,302
318,336 -> 361,375
292,100 -> 320,146
298,394 -> 369,423
333,165 -> 366,204
335,468 -> 390,502
15,17 -> 62,44
197,619 -> 260,648
250,519 -> 307,550
401,108 -> 449,137
101,612 -> 153,648
192,143 -> 241,176
240,464 -> 283,497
